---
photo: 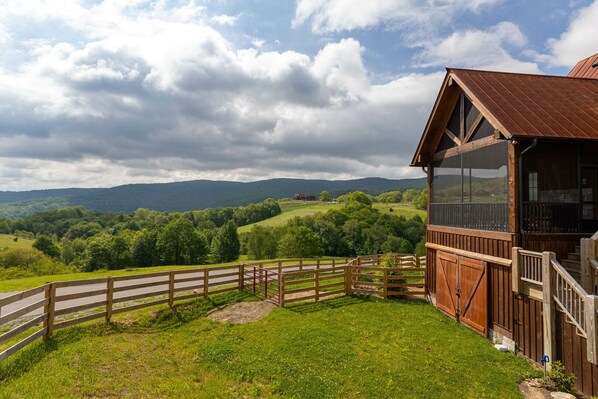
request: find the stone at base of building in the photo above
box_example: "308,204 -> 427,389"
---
489,328 -> 516,352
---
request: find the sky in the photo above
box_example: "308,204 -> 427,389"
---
0,0 -> 596,191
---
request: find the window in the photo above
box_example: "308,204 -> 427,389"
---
528,171 -> 538,202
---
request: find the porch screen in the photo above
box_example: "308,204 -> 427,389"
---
431,141 -> 508,231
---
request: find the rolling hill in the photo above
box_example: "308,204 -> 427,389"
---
0,177 -> 426,217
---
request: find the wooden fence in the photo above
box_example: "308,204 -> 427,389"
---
0,254 -> 425,362
280,255 -> 426,305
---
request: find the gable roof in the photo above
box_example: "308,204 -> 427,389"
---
411,68 -> 598,166
568,53 -> 598,79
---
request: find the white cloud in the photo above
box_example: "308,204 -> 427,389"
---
0,1 -> 437,189
293,0 -> 502,34
212,14 -> 239,26
414,22 -> 541,73
535,0 -> 598,67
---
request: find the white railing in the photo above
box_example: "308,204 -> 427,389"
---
519,250 -> 543,285
581,232 -> 598,295
552,259 -> 587,336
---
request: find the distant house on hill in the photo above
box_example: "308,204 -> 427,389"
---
294,193 -> 317,201
411,52 -> 598,395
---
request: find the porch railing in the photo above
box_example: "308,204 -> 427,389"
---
429,202 -> 508,231
522,202 -> 581,233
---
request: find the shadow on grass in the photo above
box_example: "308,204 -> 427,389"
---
0,290 -> 260,385
0,326 -> 88,385
285,294 -> 375,314
286,294 -> 430,314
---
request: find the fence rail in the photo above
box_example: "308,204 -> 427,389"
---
0,254 -> 425,362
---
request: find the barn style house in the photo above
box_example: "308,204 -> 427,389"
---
412,53 -> 598,395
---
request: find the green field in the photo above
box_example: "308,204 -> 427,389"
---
0,234 -> 35,251
0,293 -> 535,398
0,255 -> 248,293
238,201 -> 427,233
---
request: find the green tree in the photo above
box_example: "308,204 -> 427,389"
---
84,234 -> 113,271
345,191 -> 373,209
246,225 -> 278,260
319,191 -> 331,202
32,235 -> 61,259
211,221 -> 240,263
131,229 -> 158,267
157,218 -> 208,265
277,226 -> 323,258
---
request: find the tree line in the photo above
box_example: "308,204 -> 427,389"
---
0,191 -> 427,280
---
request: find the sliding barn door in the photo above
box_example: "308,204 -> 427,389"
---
458,257 -> 487,335
436,252 -> 458,318
435,252 -> 488,335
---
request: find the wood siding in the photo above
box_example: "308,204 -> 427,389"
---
490,263 -> 513,337
514,295 -> 543,363
555,309 -> 598,397
525,234 -> 590,259
427,225 -> 514,259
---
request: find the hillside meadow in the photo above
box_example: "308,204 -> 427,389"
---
238,201 -> 426,233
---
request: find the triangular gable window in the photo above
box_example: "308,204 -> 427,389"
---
468,117 -> 495,141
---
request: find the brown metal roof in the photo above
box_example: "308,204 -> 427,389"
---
449,68 -> 598,140
568,53 -> 598,79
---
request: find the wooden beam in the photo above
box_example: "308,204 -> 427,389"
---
444,129 -> 461,146
459,93 -> 465,141
432,136 -> 505,160
463,113 -> 484,143
542,251 -> 557,370
427,224 -> 515,241
508,140 -> 519,233
425,242 -> 512,266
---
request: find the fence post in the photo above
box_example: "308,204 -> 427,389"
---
314,270 -> 319,302
383,269 -> 388,299
584,294 -> 598,364
106,277 -> 114,323
239,264 -> 245,291
203,268 -> 209,298
299,259 -> 303,271
43,283 -> 56,339
581,238 -> 596,293
415,255 -> 420,268
168,271 -> 175,307
512,247 -> 522,294
542,251 -> 556,369
279,274 -> 284,307
265,270 -> 268,298
278,260 -> 282,276
316,258 -> 320,270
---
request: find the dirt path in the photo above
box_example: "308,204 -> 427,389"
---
207,301 -> 277,324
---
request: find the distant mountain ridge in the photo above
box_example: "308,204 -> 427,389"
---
0,177 -> 426,218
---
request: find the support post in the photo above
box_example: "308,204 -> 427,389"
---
345,265 -> 351,295
239,264 -> 245,291
168,271 -> 175,307
383,269 -> 388,299
43,283 -> 56,339
581,238 -> 596,294
512,247 -> 522,294
542,251 -> 556,369
584,294 -> 598,364
279,275 -> 284,307
278,260 -> 282,276
203,268 -> 209,298
299,259 -> 303,271
106,277 -> 114,323
314,270 -> 319,302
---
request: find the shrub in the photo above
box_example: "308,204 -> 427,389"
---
545,361 -> 576,394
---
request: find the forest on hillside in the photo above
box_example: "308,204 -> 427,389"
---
0,190 -> 427,280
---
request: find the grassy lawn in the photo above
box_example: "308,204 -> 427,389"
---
238,202 -> 427,233
0,234 -> 34,251
0,256 -> 248,293
0,293 -> 536,398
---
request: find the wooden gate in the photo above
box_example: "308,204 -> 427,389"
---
435,251 -> 488,335
436,252 -> 458,318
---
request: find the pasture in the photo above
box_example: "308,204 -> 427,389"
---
0,293 -> 535,398
238,201 -> 427,233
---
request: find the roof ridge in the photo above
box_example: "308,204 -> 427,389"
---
446,67 -> 598,82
